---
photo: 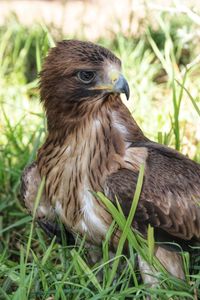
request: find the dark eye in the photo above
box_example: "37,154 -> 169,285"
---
77,71 -> 96,84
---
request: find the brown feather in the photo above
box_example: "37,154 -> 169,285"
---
105,143 -> 200,242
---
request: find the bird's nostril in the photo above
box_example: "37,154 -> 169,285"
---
109,69 -> 120,85
112,78 -> 118,84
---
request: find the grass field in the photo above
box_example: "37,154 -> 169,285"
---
0,8 -> 200,300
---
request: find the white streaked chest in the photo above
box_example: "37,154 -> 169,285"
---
77,185 -> 108,242
53,122 -> 109,242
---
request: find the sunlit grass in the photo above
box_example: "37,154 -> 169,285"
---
0,10 -> 200,299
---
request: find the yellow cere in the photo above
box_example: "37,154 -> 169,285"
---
108,69 -> 120,84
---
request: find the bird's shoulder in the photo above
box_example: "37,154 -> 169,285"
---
127,140 -> 200,184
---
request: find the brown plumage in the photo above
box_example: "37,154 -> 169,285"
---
22,40 -> 200,282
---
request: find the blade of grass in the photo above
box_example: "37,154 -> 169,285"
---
0,215 -> 32,234
25,177 -> 45,263
105,164 -> 145,288
71,249 -> 102,292
176,80 -> 200,117
147,224 -> 155,264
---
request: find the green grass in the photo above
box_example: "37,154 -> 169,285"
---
0,9 -> 200,299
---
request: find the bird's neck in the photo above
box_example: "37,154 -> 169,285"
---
44,95 -> 146,145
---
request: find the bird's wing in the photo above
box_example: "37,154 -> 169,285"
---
104,142 -> 200,242
21,162 -> 50,218
21,162 -> 75,244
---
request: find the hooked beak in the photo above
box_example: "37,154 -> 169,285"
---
90,70 -> 130,100
112,74 -> 130,100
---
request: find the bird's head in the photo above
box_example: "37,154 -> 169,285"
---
40,40 -> 130,129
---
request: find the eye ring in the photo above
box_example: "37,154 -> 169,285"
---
77,71 -> 96,84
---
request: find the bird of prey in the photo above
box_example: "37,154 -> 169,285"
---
21,40 -> 200,284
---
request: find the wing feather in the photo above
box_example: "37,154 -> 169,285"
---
21,162 -> 74,244
104,142 -> 200,242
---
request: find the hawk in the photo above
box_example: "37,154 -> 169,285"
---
21,40 -> 200,284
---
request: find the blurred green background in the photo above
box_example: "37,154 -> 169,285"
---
0,1 -> 200,299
